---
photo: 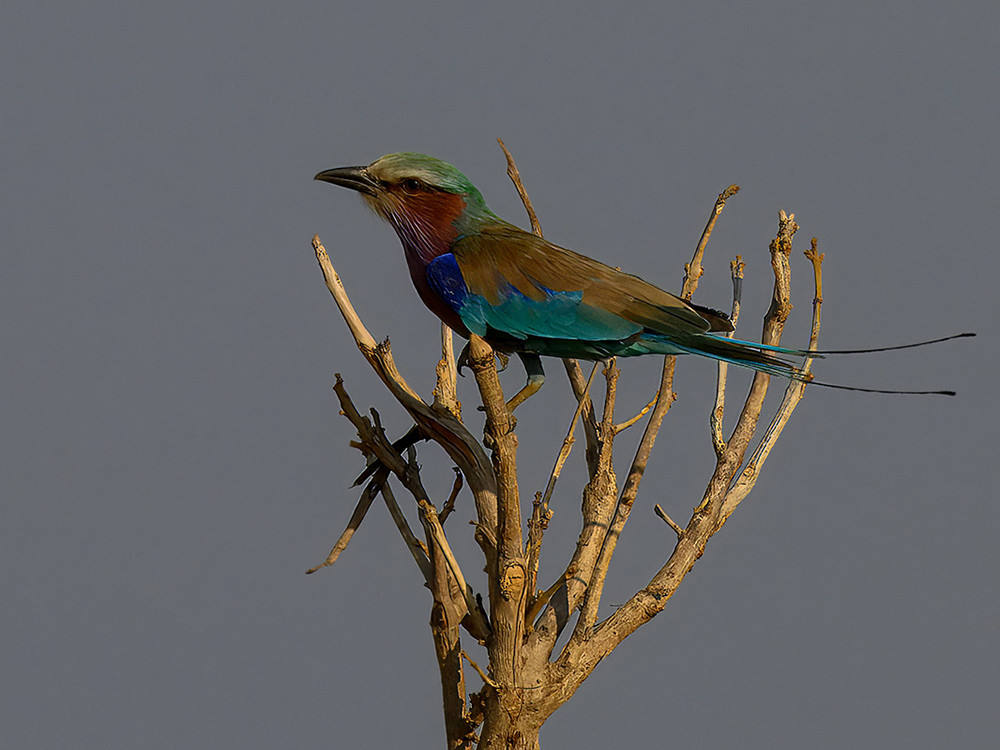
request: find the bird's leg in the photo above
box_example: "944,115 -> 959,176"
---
461,344 -> 543,411
506,353 -> 545,411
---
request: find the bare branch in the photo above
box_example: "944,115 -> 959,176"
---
654,504 -> 685,538
305,470 -> 383,574
682,184 -> 740,300
332,375 -> 406,478
720,240 -> 823,521
497,138 -> 542,236
312,234 -> 379,351
495,142 -> 600,476
617,360 -> 677,523
462,650 -> 498,688
434,323 -> 461,417
429,587 -> 474,750
565,178 -> 737,643
526,363 -> 623,661
526,566 -> 574,630
312,154 -> 822,745
558,209 -> 805,689
467,335 -> 522,560
378,474 -> 433,581
563,355 -> 600,477
599,360 -> 619,429
439,468 -> 464,525
539,362 -> 599,509
466,334 -> 527,688
805,237 -> 825,335
614,394 -> 658,433
330,372 -> 489,640
699,211 -> 799,513
730,255 -> 746,326
524,491 -> 551,604
412,489 -> 483,635
572,357 -> 676,639
710,256 -> 745,455
313,235 -> 499,557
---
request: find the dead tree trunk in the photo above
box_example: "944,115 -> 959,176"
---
307,145 -> 822,749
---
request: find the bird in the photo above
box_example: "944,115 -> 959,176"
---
316,152 -> 971,407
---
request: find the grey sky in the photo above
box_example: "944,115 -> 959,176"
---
2,2 -> 996,747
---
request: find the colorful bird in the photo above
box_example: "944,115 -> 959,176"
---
316,153 -> 969,406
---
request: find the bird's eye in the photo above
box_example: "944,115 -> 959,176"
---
400,178 -> 423,193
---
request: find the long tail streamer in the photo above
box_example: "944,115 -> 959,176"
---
701,331 -> 975,396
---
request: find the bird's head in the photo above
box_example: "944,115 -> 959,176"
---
315,153 -> 494,262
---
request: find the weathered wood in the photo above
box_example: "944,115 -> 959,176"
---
311,149 -> 817,748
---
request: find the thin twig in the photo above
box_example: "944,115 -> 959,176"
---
524,360 -> 596,619
306,471 -> 384,574
710,256 -> 745,455
377,474 -> 433,581
525,566 -> 574,630
524,491 -> 552,604
562,359 -> 600,478
653,504 -> 684,538
805,237 -> 824,338
439,469 -> 464,525
697,211 -> 799,513
526,360 -> 623,655
409,486 -> 482,628
682,184 -> 740,300
312,234 -> 379,352
497,138 -> 542,235
533,182 -> 738,653
614,394 -> 658,433
314,235 -> 499,558
558,209 -> 802,679
332,373 -> 489,635
539,362 -> 599,509
720,239 -> 823,520
600,360 -> 619,428
730,255 -> 745,327
572,358 -> 675,639
496,140 -> 600,476
567,181 -> 738,639
462,650 -> 498,688
333,376 -> 406,477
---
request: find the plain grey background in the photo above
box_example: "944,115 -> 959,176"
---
3,2 -> 996,747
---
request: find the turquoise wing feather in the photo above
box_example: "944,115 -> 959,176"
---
430,222 -> 726,342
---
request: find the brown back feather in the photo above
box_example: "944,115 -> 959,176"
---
453,223 -> 732,335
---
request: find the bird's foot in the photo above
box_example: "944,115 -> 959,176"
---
456,343 -> 471,378
457,344 -> 510,378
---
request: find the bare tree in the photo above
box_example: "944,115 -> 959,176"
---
307,144 -> 823,749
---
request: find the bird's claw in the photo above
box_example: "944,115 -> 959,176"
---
456,343 -> 471,378
457,343 -> 510,376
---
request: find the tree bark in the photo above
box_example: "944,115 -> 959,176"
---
309,148 -> 823,748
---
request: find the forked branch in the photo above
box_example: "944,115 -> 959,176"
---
311,148 -> 815,748
557,209 -> 816,690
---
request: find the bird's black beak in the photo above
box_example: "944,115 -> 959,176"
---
314,166 -> 380,196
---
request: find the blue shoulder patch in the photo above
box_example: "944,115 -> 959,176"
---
426,254 -> 494,336
426,254 -> 468,310
427,253 -> 644,342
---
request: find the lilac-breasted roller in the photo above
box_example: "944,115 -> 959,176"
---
316,153 -> 970,406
